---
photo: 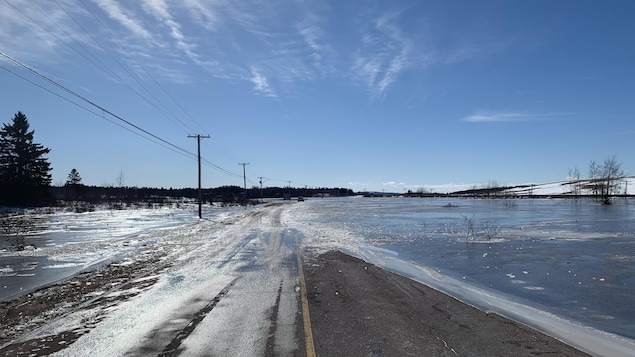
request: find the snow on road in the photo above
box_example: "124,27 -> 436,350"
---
2,203 -> 302,356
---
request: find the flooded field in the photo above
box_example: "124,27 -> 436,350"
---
0,204 -> 236,301
287,197 -> 635,341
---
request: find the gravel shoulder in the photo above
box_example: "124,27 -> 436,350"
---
302,250 -> 591,357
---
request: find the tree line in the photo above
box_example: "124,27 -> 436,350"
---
0,111 -> 354,207
51,184 -> 353,205
567,155 -> 626,204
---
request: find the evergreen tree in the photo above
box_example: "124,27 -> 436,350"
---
64,168 -> 83,201
66,168 -> 82,186
0,111 -> 52,206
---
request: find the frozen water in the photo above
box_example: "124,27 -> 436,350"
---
0,204 -> 238,300
282,196 -> 635,356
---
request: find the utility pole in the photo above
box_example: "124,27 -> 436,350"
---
239,163 -> 249,207
287,180 -> 292,199
258,176 -> 265,199
188,134 -> 210,218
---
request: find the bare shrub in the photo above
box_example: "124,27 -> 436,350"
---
462,214 -> 476,240
481,220 -> 501,240
463,214 -> 501,241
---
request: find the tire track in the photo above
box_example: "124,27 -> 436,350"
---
158,277 -> 239,357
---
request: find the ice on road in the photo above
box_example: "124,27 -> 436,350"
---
46,204 -> 302,356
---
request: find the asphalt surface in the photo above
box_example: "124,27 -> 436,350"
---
302,250 -> 592,357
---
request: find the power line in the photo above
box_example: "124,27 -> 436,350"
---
71,0 -> 248,167
203,138 -> 244,164
200,157 -> 243,178
0,61 -> 195,160
72,0 -> 246,166
2,49 -> 245,180
5,0 -> 117,80
73,0 -> 205,135
13,0 -> 203,137
1,50 -> 196,159
53,0 -> 198,135
1,1 -> 248,183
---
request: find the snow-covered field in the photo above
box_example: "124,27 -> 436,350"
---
502,176 -> 635,196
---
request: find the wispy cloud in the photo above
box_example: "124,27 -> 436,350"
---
141,0 -> 200,62
351,8 -> 420,98
1,1 -> 513,102
444,36 -> 511,65
92,0 -> 154,42
249,67 -> 277,98
463,111 -> 573,122
295,4 -> 336,77
0,0 -> 77,62
181,0 -> 220,31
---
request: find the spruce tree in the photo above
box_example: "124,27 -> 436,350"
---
0,111 -> 52,206
65,168 -> 82,186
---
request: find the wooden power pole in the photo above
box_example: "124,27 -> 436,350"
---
239,163 -> 249,207
188,134 -> 210,218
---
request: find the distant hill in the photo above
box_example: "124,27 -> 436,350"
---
449,176 -> 635,198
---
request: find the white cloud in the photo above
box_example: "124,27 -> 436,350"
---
425,183 -> 475,193
92,0 -> 154,41
249,67 -> 277,98
381,181 -> 409,191
0,0 -> 80,62
295,6 -> 336,76
463,111 -> 573,122
141,0 -> 200,61
351,9 -> 416,98
180,0 -> 220,31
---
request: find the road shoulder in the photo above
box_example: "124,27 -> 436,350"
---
303,250 -> 591,356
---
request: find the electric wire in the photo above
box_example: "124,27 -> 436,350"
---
203,138 -> 244,163
2,1 -> 246,180
1,55 -> 243,178
1,53 -> 246,179
201,158 -> 243,179
0,62 -> 196,160
4,0 -> 120,84
75,0 -> 245,164
77,0 -> 205,134
61,0 -> 199,135
22,0 -> 194,135
0,51 -> 192,157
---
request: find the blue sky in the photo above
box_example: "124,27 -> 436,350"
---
1,0 -> 633,193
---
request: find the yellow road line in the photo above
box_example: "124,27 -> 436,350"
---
297,254 -> 316,357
